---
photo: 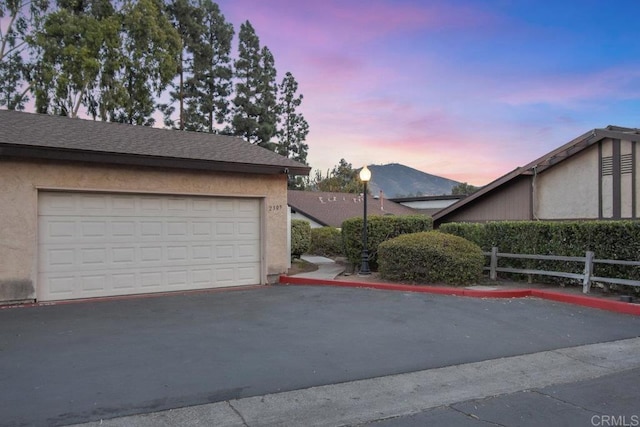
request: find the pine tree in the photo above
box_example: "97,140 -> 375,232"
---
185,0 -> 234,133
255,46 -> 278,149
232,21 -> 279,148
162,0 -> 201,129
277,71 -> 309,164
232,20 -> 261,143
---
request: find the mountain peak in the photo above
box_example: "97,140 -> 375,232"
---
366,163 -> 460,198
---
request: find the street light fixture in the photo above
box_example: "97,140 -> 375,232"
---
359,165 -> 371,275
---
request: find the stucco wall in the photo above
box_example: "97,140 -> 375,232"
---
536,145 -> 599,219
0,158 -> 289,303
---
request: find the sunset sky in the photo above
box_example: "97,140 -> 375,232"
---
216,0 -> 640,186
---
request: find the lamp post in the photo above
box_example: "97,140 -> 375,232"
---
359,165 -> 371,275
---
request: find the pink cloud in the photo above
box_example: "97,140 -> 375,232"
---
498,67 -> 640,106
220,0 -> 498,47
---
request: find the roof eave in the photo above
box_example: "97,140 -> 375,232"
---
288,205 -> 330,227
0,144 -> 312,176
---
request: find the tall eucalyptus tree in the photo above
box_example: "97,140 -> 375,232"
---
109,0 -> 180,125
0,0 -> 48,110
33,0 -> 120,117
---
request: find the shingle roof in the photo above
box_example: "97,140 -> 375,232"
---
0,110 -> 311,175
433,125 -> 640,223
288,190 -> 420,227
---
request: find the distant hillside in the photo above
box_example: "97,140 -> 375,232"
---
367,163 -> 460,198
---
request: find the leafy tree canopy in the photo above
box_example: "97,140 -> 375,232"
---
313,159 -> 365,193
451,182 -> 480,195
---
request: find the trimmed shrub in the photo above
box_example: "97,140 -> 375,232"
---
378,231 -> 484,285
291,219 -> 311,259
438,222 -> 487,249
342,215 -> 433,270
439,220 -> 640,288
309,227 -> 343,257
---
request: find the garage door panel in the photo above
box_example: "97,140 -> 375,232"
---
48,276 -> 75,297
38,193 -> 262,301
112,247 -> 136,264
113,273 -> 136,290
83,275 -> 107,292
238,243 -> 260,260
238,265 -> 260,282
215,245 -> 234,261
192,245 -> 214,261
45,220 -> 77,241
238,221 -> 260,237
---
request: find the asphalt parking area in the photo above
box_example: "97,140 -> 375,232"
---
1,285 -> 639,426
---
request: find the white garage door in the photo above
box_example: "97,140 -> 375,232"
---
38,192 -> 261,301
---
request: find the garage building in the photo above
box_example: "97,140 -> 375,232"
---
0,110 -> 310,304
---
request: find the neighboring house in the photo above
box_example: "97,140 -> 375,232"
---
0,110 -> 310,304
434,125 -> 640,227
389,195 -> 464,217
288,190 -> 419,228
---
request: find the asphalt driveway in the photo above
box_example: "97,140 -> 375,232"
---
1,284 -> 640,426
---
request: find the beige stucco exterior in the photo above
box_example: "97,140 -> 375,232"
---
536,144 -> 600,219
0,158 -> 289,303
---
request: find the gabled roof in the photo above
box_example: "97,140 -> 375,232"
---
288,190 -> 419,227
0,110 -> 311,175
433,125 -> 640,222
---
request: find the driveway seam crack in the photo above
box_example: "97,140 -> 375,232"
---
227,400 -> 250,426
531,389 -> 603,415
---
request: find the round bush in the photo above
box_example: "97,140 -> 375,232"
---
309,227 -> 343,257
291,219 -> 311,259
378,231 -> 484,285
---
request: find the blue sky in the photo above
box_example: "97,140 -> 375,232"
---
216,0 -> 640,186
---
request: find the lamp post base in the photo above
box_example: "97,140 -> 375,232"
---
359,250 -> 371,276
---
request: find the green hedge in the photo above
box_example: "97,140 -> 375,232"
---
378,231 -> 484,285
439,221 -> 640,286
342,215 -> 433,270
309,227 -> 344,257
291,219 -> 311,259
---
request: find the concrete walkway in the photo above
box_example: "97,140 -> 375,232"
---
69,337 -> 640,426
296,255 -> 345,280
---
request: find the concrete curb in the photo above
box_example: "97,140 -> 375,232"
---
279,275 -> 640,316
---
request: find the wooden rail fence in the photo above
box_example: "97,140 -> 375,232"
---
483,247 -> 640,294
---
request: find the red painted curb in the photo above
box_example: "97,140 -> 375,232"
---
279,275 -> 640,316
531,289 -> 640,316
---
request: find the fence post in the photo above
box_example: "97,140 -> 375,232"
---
582,251 -> 594,294
490,246 -> 498,281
